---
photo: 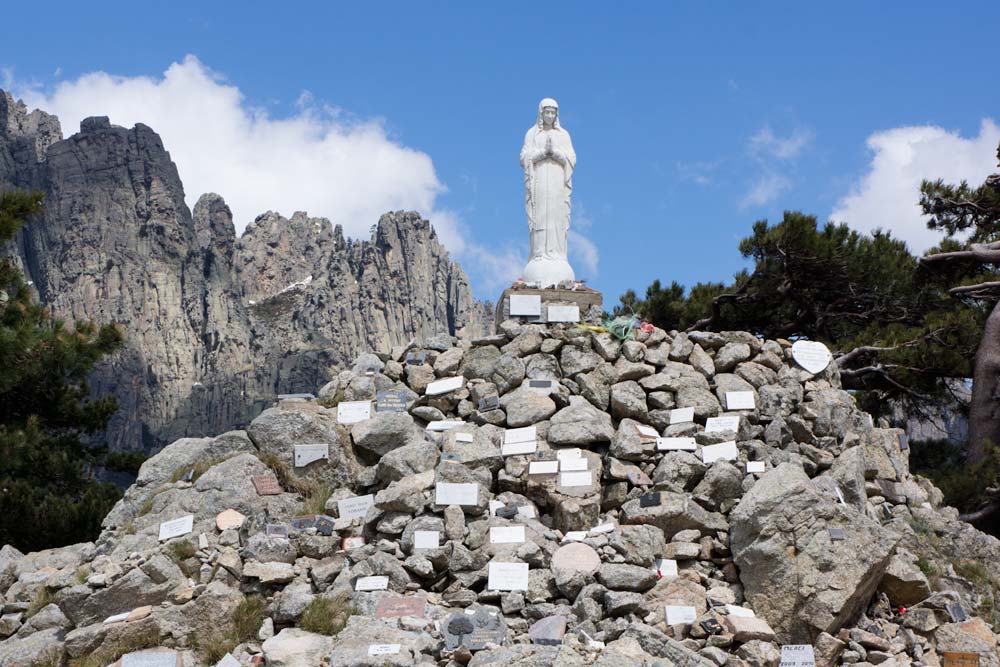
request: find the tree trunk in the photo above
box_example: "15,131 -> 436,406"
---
968,300 -> 1000,462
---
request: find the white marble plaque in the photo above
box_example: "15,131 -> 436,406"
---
779,645 -> 816,667
559,457 -> 589,471
725,603 -> 756,617
563,531 -> 587,542
701,441 -> 738,464
413,530 -> 440,550
557,448 -> 583,460
560,471 -> 592,487
490,526 -> 526,544
426,376 -> 465,396
293,443 -> 329,467
355,575 -> 390,591
634,423 -> 659,439
654,558 -> 678,577
657,436 -> 697,451
726,391 -> 756,410
665,605 -> 697,625
546,304 -> 580,322
705,415 -> 740,433
157,515 -> 194,541
502,441 -> 537,456
669,407 -> 695,424
368,645 -> 401,656
510,294 -> 542,317
455,432 -> 474,443
487,561 -> 530,590
336,400 -> 372,424
529,460 -> 559,475
746,461 -> 766,474
505,426 -> 537,443
791,340 -> 832,375
337,494 -> 375,520
435,482 -> 479,506
121,652 -> 178,667
427,420 -> 464,431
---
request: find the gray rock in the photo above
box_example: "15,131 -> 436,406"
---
596,563 -> 657,592
548,396 -> 615,446
352,412 -> 422,457
714,343 -> 751,372
501,386 -> 557,427
610,381 -> 648,421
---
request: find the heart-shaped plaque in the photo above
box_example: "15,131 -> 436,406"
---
791,340 -> 833,375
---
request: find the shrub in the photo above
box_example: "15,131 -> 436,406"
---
192,595 -> 267,664
299,592 -> 356,636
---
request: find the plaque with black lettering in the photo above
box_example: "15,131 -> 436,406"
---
376,390 -> 409,413
405,351 -> 427,365
946,602 -> 969,623
639,492 -> 661,508
478,395 -> 501,412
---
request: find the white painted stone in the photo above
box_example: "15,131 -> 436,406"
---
634,423 -> 659,439
121,651 -> 178,667
501,441 -> 537,456
563,531 -> 587,542
725,603 -> 756,617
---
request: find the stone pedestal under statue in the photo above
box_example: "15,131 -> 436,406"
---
495,286 -> 603,331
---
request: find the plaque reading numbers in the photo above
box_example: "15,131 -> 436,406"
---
943,653 -> 979,667
252,474 -> 282,496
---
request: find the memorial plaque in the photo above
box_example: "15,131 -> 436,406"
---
705,415 -> 740,433
368,644 -> 401,656
546,304 -> 580,322
291,515 -> 317,531
701,441 -> 738,464
426,376 -> 465,396
315,515 -> 335,536
252,474 -> 282,496
726,391 -> 756,410
336,400 -> 372,424
669,407 -> 695,425
563,531 -> 587,542
265,523 -> 289,538
121,651 -> 179,667
502,441 -> 537,456
634,423 -> 659,440
898,432 -> 910,451
746,461 -> 766,474
560,457 -> 588,472
478,395 -> 501,412
376,596 -> 427,619
338,494 -> 375,520
413,530 -> 440,550
293,443 -> 329,467
657,437 -> 697,451
780,645 -> 816,667
654,558 -> 678,577
945,602 -> 969,623
427,420 -> 463,431
527,379 -> 555,394
355,575 -> 390,591
455,432 -> 474,443
701,619 -> 723,635
725,604 -> 755,618
529,460 -> 559,475
376,390 -> 409,413
665,605 -> 697,625
516,505 -> 536,519
559,471 -> 592,487
556,448 -> 583,460
828,527 -> 845,542
443,608 -> 509,650
487,562 -> 529,591
405,351 -> 427,365
640,492 -> 661,508
490,526 -> 526,544
510,294 -> 542,317
791,340 -> 832,374
441,452 -> 461,462
157,515 -> 194,541
435,482 -> 479,506
506,426 -> 537,444
342,536 -> 365,550
943,653 -> 980,667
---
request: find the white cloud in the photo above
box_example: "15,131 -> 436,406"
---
740,171 -> 791,208
749,125 -> 812,160
10,55 -> 449,242
831,119 -> 1000,252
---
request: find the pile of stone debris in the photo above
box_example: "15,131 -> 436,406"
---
1,320 -> 998,667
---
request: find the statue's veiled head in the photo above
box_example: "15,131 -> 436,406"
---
537,98 -> 560,130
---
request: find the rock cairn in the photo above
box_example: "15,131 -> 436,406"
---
2,321 -> 999,667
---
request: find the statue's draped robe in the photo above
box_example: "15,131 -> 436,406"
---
520,126 -> 576,261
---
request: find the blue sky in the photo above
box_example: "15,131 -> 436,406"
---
4,1 -> 999,305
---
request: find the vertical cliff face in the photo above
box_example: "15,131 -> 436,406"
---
0,91 -> 488,452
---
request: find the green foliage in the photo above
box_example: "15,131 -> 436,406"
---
299,483 -> 333,516
0,190 -> 125,552
299,592 -> 356,636
104,450 -> 148,475
167,540 -> 197,563
910,438 -> 1000,514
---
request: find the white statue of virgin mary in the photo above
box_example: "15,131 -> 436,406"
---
520,98 -> 576,287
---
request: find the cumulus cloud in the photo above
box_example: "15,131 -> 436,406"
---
831,119 -> 1000,252
11,55 -> 450,242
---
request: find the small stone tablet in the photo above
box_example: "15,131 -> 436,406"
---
293,443 -> 329,467
529,460 -> 559,475
780,645 -> 816,667
654,558 -> 678,577
490,526 -> 526,544
376,390 -> 409,412
265,523 -> 289,538
427,420 -> 463,431
589,523 -> 615,535
559,471 -> 592,487
252,474 -> 282,496
726,391 -> 756,410
705,415 -> 740,433
665,605 -> 697,625
426,376 -> 465,396
791,340 -> 832,374
338,494 -> 375,520
336,400 -> 372,424
669,407 -> 695,424
640,492 -> 661,508
546,304 -> 580,322
441,452 -> 461,462
559,457 -> 588,472
376,596 -> 427,619
509,294 -> 542,317
700,619 -> 723,635
657,437 -> 696,451
355,575 -> 390,591
505,426 -> 537,444
746,461 -> 766,474
290,515 -> 317,531
502,441 -> 537,456
946,602 -> 968,622
527,379 -> 555,394
516,505 -> 536,519
478,395 -> 501,412
455,432 -> 474,443
487,562 -> 530,590
556,448 -> 583,460
828,527 -> 845,542
701,441 -> 738,464
157,515 -> 194,541
725,603 -> 756,617
368,644 -> 401,656
413,530 -> 440,550
435,482 -> 479,506
277,393 -> 315,401
315,516 -> 335,535
215,509 -> 246,531
405,351 -> 427,365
